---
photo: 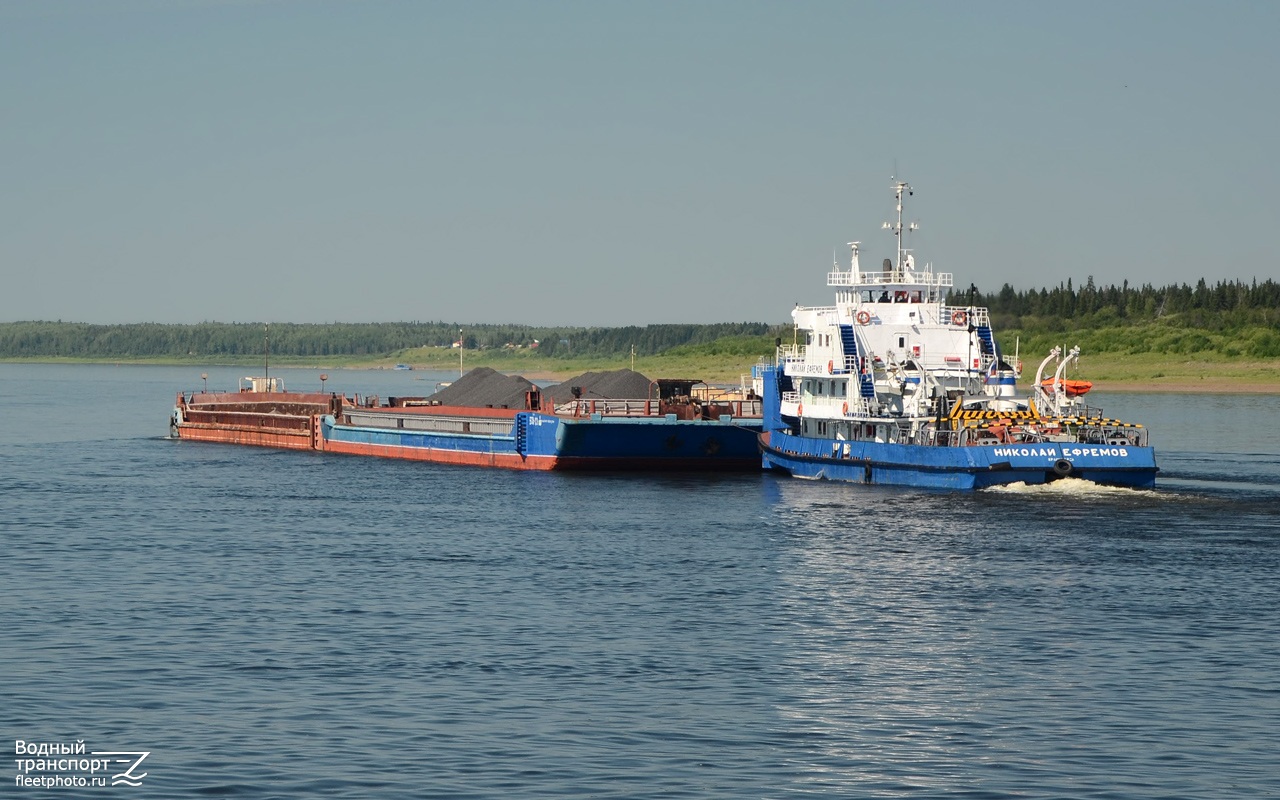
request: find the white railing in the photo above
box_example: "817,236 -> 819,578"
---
552,399 -> 659,416
827,269 -> 954,288
550,398 -> 763,418
777,344 -> 807,362
784,395 -> 873,418
938,305 -> 991,328
792,304 -> 839,316
851,303 -> 990,329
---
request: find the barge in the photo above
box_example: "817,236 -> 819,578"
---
170,376 -> 346,451
172,370 -> 763,471
320,373 -> 762,470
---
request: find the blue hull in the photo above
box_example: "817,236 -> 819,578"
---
553,414 -> 760,468
321,411 -> 762,471
757,363 -> 1157,490
760,431 -> 1157,490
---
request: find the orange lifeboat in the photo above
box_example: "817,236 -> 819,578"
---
1040,378 -> 1093,397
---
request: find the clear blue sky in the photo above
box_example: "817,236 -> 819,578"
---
3,0 -> 1277,326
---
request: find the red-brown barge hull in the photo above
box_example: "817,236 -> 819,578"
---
171,390 -> 343,451
173,422 -> 318,451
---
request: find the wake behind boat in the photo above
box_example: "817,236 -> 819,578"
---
758,180 -> 1158,490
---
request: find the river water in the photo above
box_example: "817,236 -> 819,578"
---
2,364 -> 1277,798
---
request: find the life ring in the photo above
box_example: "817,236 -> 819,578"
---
856,310 -> 871,325
797,403 -> 803,416
842,402 -> 848,416
828,360 -> 834,374
951,310 -> 968,326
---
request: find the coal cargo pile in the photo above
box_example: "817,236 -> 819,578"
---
426,367 -> 536,409
543,369 -> 654,404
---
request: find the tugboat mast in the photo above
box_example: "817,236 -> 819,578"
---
882,179 -> 918,279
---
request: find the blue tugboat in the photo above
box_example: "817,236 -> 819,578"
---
758,180 -> 1157,490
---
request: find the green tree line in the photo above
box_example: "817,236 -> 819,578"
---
3,277 -> 1276,361
951,277 -> 1280,359
955,277 -> 1280,329
0,320 -> 778,360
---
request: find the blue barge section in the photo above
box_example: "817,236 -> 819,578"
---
319,404 -> 762,471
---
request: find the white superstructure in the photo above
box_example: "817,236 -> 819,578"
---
778,180 -> 1019,432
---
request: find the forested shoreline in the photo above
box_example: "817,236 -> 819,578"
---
0,320 -> 780,359
975,277 -> 1280,359
1,278 -> 1276,361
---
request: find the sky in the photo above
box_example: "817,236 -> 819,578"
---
3,0 -> 1278,326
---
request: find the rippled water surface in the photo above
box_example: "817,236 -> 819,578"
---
3,365 -> 1278,798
